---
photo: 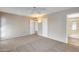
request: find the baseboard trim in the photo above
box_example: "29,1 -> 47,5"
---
0,34 -> 31,41
38,34 -> 66,43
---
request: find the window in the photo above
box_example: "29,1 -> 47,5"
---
72,22 -> 77,31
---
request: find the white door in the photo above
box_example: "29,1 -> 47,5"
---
42,18 -> 48,37
35,21 -> 38,33
30,20 -> 35,34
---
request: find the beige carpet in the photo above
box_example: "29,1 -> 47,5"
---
0,34 -> 79,52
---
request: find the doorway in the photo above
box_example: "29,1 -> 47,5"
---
42,18 -> 48,37
30,19 -> 35,34
67,13 -> 79,46
30,18 -> 48,37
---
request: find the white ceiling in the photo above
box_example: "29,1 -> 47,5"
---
0,7 -> 72,16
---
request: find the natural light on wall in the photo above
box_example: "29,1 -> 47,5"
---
1,16 -> 12,40
1,17 -> 6,39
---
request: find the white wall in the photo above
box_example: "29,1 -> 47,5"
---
1,12 -> 30,40
47,7 -> 79,43
48,13 -> 66,43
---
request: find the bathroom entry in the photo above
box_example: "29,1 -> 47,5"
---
67,13 -> 79,46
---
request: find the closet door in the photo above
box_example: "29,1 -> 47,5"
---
42,18 -> 48,37
30,20 -> 35,34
